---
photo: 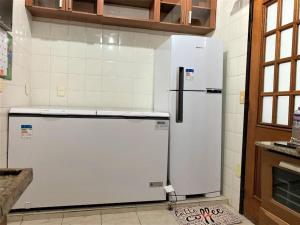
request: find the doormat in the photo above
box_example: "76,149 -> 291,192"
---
174,204 -> 242,225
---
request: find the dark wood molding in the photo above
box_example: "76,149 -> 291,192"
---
244,0 -> 269,223
240,0 -> 254,214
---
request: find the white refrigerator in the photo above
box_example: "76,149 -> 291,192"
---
154,35 -> 223,198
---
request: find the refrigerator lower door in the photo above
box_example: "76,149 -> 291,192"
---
169,91 -> 222,196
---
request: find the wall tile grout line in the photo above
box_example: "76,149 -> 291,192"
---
100,209 -> 102,225
60,212 -> 64,225
135,211 -> 142,225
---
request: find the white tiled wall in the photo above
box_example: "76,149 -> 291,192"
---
0,0 -> 250,211
31,19 -> 169,110
212,0 -> 249,210
0,0 -> 32,167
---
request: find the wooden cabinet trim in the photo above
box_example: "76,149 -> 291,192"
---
25,0 -> 33,7
259,207 -> 290,225
27,0 -> 67,11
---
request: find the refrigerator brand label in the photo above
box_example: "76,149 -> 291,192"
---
185,68 -> 194,80
21,124 -> 32,138
149,182 -> 163,188
155,121 -> 169,130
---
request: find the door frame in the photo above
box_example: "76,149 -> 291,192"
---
240,0 -> 295,223
239,0 -> 254,215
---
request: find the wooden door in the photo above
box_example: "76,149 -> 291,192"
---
244,0 -> 300,223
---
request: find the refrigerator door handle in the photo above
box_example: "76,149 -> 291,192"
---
206,88 -> 222,94
176,67 -> 184,123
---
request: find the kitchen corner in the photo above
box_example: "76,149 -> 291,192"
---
1,0 -> 282,225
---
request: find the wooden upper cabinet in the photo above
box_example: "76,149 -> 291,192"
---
159,0 -> 185,25
101,0 -> 159,22
66,0 -> 101,15
25,0 -> 216,34
25,0 -> 66,10
185,0 -> 216,28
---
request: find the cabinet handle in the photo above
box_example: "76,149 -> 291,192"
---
59,0 -> 63,8
188,10 -> 192,24
279,161 -> 300,174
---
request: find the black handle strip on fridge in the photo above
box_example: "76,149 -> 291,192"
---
206,88 -> 222,94
176,67 -> 184,123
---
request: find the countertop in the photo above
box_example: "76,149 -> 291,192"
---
256,141 -> 300,158
9,107 -> 170,118
0,169 -> 32,218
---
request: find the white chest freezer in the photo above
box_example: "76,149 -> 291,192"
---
8,108 -> 169,209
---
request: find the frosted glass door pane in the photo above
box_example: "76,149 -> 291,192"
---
295,96 -> 300,111
296,61 -> 300,90
280,28 -> 293,58
265,34 -> 276,62
278,62 -> 291,91
281,0 -> 294,25
267,3 -> 277,31
262,97 -> 273,123
277,96 -> 289,125
298,26 -> 300,55
264,66 -> 274,92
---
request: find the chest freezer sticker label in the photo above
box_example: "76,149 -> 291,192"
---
21,125 -> 32,138
155,121 -> 169,130
186,68 -> 195,80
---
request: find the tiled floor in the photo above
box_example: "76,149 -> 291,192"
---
8,209 -> 254,225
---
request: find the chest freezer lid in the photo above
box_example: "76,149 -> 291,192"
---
97,110 -> 169,118
9,107 -> 97,116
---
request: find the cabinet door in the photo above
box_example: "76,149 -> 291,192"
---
261,150 -> 300,225
159,0 -> 185,24
27,0 -> 66,10
102,0 -> 158,21
66,0 -> 101,14
185,0 -> 216,28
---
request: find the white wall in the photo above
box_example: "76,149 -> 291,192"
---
0,0 -> 31,167
212,0 -> 249,210
30,19 -> 170,110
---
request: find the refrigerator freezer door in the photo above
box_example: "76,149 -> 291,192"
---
170,36 -> 223,91
169,91 -> 222,195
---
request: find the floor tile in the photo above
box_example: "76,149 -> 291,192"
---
22,213 -> 63,221
21,218 -> 63,225
137,210 -> 178,225
62,215 -> 101,225
8,214 -> 23,223
63,210 -> 100,218
8,222 -> 21,225
102,212 -> 140,225
136,203 -> 168,212
101,206 -> 136,215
